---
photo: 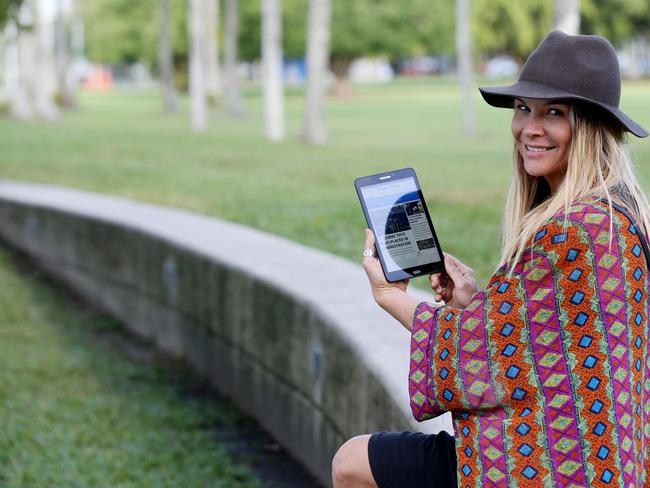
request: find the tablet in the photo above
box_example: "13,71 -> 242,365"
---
355,168 -> 445,282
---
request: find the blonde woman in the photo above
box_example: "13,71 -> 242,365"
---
333,31 -> 650,487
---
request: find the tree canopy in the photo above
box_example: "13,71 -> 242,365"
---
79,0 -> 650,72
0,0 -> 23,28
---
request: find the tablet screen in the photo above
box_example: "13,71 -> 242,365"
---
360,176 -> 441,272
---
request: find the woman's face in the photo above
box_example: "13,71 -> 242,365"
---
511,97 -> 572,192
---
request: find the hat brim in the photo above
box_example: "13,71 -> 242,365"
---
479,81 -> 648,138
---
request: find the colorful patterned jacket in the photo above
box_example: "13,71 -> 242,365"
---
409,201 -> 650,487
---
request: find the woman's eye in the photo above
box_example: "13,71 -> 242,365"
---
515,104 -> 529,112
548,108 -> 564,116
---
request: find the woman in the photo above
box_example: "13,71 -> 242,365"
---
333,31 -> 650,487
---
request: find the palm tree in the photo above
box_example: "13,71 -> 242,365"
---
205,0 -> 221,101
189,0 -> 208,131
224,0 -> 244,116
262,0 -> 284,141
302,0 -> 330,145
554,0 -> 580,35
456,0 -> 475,135
159,0 -> 178,112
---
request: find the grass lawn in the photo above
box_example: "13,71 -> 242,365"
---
3,78 -> 649,283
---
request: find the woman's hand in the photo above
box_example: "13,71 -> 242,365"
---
429,253 -> 478,309
362,229 -> 408,305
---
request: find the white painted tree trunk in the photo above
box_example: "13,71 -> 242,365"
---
32,0 -> 60,120
303,0 -> 331,145
11,9 -> 35,120
554,0 -> 580,35
456,0 -> 475,135
224,0 -> 244,116
55,0 -> 76,109
205,0 -> 222,100
0,28 -> 5,103
189,0 -> 208,131
159,0 -> 178,112
262,0 -> 284,141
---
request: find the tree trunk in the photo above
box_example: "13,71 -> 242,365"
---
205,0 -> 222,101
32,0 -> 59,120
12,6 -> 35,120
554,0 -> 580,35
455,0 -> 475,136
189,0 -> 208,131
262,0 -> 284,141
224,0 -> 244,116
55,0 -> 76,109
160,0 -> 178,112
303,0 -> 331,145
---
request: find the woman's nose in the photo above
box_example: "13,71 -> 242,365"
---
522,115 -> 544,136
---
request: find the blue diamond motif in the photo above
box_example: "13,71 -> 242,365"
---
439,367 -> 449,379
444,311 -> 454,321
443,389 -> 454,401
500,323 -> 514,337
570,291 -> 585,304
535,229 -> 547,241
552,233 -> 567,244
443,328 -> 452,340
461,426 -> 470,437
499,301 -> 513,314
634,267 -> 643,280
522,466 -> 538,479
636,335 -> 643,348
520,407 -> 532,417
593,421 -> 606,436
635,290 -> 643,302
579,335 -> 593,348
597,446 -> 609,460
632,244 -> 642,257
502,344 -> 517,357
460,412 -> 470,420
590,399 -> 604,413
587,376 -> 601,390
583,355 -> 598,368
568,269 -> 583,281
440,348 -> 449,360
574,312 -> 589,326
497,282 -> 510,293
461,464 -> 472,476
512,387 -> 527,400
516,422 -> 531,435
630,224 -> 637,234
518,443 -> 533,456
635,313 -> 643,326
601,469 -> 613,483
506,366 -> 521,378
566,248 -> 580,261
464,446 -> 473,457
637,382 -> 642,394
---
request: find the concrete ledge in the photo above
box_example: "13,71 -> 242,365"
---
0,180 -> 452,485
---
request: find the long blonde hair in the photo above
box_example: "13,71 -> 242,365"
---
501,102 -> 650,272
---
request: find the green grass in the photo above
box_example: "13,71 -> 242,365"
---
0,250 -> 257,487
3,78 -> 650,284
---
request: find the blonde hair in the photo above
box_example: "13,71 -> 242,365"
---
501,103 -> 650,273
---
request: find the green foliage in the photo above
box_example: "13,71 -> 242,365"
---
582,0 -> 650,44
82,0 -> 188,67
472,0 -> 554,61
0,0 -> 23,28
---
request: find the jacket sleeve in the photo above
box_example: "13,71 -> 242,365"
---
409,209 -> 606,420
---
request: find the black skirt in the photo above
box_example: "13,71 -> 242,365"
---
368,431 -> 458,488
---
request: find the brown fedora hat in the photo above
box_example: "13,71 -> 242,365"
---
479,30 -> 648,138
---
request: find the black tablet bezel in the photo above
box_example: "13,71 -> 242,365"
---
354,167 -> 445,282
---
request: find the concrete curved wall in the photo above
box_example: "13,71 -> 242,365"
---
0,181 -> 451,485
